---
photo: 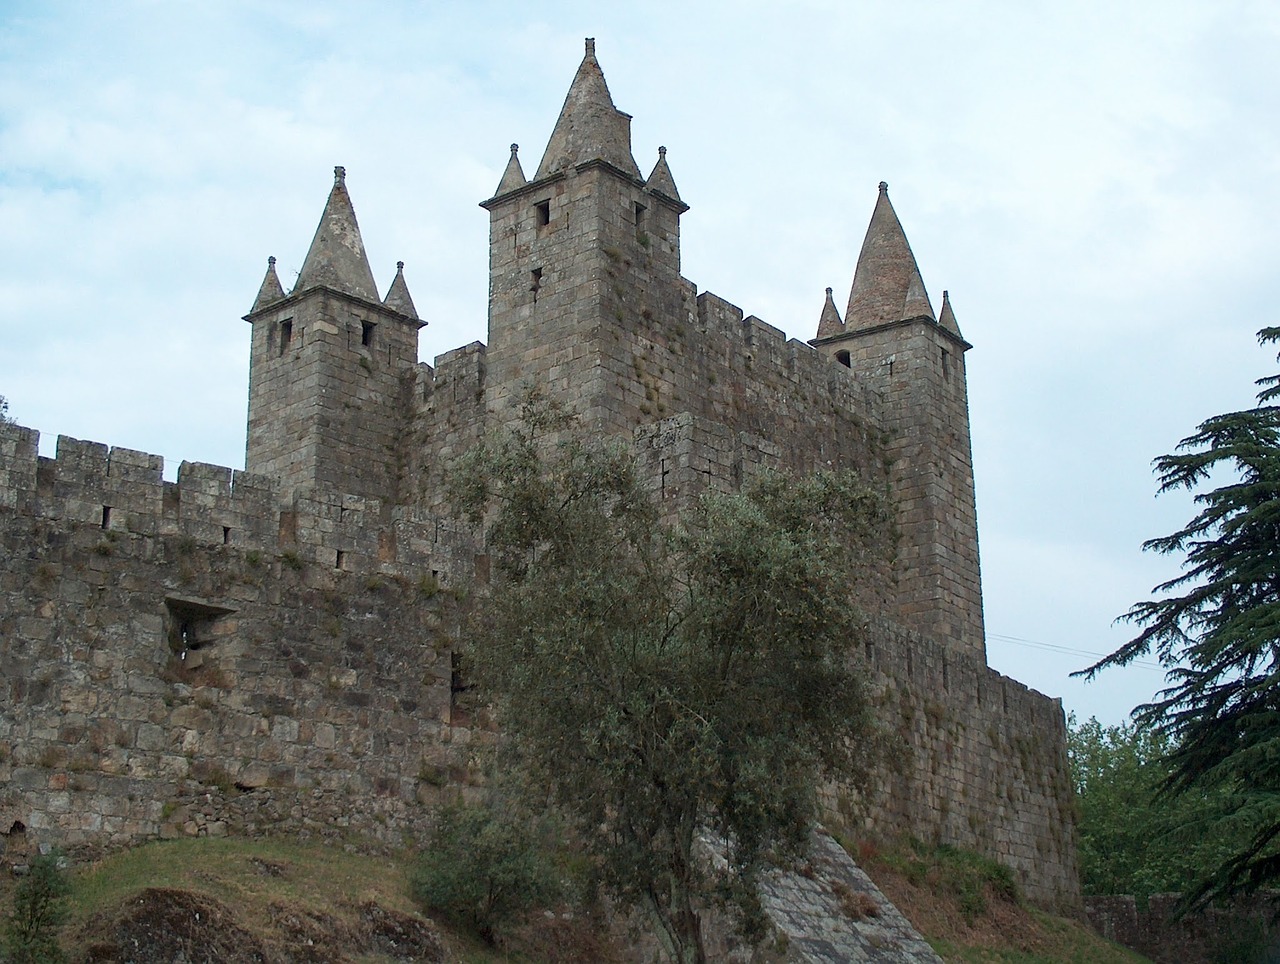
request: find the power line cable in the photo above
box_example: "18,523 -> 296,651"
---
986,631 -> 1164,672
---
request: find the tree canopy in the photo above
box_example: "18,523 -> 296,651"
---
1077,327 -> 1280,904
451,398 -> 892,963
1068,714 -> 1250,900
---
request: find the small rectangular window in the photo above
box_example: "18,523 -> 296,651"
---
361,320 -> 375,348
941,348 -> 951,379
101,505 -> 112,529
634,202 -> 646,232
535,200 -> 550,227
836,350 -> 851,368
530,267 -> 543,295
279,319 -> 293,356
335,549 -> 345,570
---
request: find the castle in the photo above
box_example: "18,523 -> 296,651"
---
0,40 -> 1078,908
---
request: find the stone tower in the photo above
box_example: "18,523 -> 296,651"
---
243,167 -> 424,503
480,39 -> 689,431
812,182 -> 984,657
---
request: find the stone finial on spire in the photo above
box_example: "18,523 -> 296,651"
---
643,145 -> 686,209
295,166 -> 380,302
844,182 -> 935,329
494,142 -> 528,196
938,289 -> 963,337
815,286 -> 845,340
382,260 -> 419,320
250,255 -> 286,313
534,38 -> 641,180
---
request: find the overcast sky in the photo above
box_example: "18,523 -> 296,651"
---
2,1 -> 1277,727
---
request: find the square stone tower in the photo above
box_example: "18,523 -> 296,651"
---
243,167 -> 424,503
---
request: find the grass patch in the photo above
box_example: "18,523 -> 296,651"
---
841,836 -> 1149,964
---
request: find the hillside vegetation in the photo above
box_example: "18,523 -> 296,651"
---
0,837 -> 1146,963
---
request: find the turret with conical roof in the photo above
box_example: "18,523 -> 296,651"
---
243,168 -> 423,506
812,183 -> 983,657
480,38 -> 689,429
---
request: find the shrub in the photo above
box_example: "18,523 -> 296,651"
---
4,850 -> 70,964
411,800 -> 560,944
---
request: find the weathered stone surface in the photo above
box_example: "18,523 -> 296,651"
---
0,36 -> 1079,929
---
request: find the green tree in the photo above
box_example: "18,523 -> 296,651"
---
411,797 -> 562,944
3,851 -> 70,964
1077,327 -> 1280,905
1068,714 -> 1247,899
451,400 -> 891,964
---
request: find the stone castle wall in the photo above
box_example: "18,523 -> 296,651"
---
0,417 -> 1078,909
0,421 -> 474,856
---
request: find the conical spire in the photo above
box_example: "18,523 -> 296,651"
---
250,256 -> 286,313
644,146 -> 683,205
938,289 -> 962,338
815,286 -> 844,340
382,261 -> 418,320
845,182 -> 935,329
294,166 -> 380,302
535,38 -> 641,180
495,143 -> 527,196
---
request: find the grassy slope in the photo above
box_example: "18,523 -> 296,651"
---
1,837 -> 1147,963
850,839 -> 1152,964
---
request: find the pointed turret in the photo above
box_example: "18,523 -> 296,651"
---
938,289 -> 962,338
383,261 -> 418,320
644,146 -> 685,208
294,166 -> 380,302
815,287 -> 844,340
494,143 -> 527,196
534,39 -> 641,180
845,182 -> 934,329
250,256 -> 285,313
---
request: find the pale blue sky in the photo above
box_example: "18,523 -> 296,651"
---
2,0 -> 1278,726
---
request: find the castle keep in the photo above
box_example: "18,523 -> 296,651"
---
0,41 -> 1079,907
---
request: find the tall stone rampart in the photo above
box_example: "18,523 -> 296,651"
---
0,421 -> 471,856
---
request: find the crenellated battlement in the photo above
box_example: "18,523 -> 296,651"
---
0,422 -> 474,583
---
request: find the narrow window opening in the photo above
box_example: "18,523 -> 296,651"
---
279,319 -> 293,356
361,320 -> 376,348
530,268 -> 543,304
836,350 -> 851,368
335,550 -> 345,570
222,526 -> 231,545
634,202 -> 647,236
450,650 -> 473,726
940,347 -> 951,379
535,200 -> 550,227
101,505 -> 111,529
906,651 -> 914,680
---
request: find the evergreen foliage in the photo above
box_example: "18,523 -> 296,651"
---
450,396 -> 892,964
3,851 -> 69,964
1078,327 -> 1280,905
411,798 -> 561,944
